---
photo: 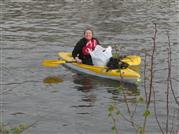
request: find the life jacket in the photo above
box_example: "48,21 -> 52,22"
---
82,39 -> 97,55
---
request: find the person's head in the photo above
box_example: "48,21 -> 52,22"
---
84,28 -> 93,40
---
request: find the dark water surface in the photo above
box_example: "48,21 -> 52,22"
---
1,0 -> 179,134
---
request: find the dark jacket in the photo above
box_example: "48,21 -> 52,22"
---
72,38 -> 99,65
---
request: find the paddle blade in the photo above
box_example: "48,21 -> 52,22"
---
121,56 -> 141,66
42,60 -> 66,67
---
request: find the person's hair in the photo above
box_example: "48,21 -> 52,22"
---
83,28 -> 94,35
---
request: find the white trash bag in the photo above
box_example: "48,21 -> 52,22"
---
89,45 -> 112,66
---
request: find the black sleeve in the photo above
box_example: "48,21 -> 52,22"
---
72,39 -> 83,59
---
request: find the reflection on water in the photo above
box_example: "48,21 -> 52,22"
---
73,73 -> 139,91
42,73 -> 140,106
81,95 -> 96,104
73,73 -> 140,104
43,76 -> 63,84
73,74 -> 94,92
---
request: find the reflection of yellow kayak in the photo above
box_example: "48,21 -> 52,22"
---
58,52 -> 141,82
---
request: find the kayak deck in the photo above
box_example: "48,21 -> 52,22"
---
58,52 -> 140,82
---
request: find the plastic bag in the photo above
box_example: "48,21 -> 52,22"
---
89,45 -> 112,66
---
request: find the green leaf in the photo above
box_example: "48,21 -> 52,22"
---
108,113 -> 112,117
136,78 -> 142,85
5,131 -> 10,134
139,127 -> 145,134
108,105 -> 114,113
136,96 -> 145,103
116,111 -> 121,116
111,126 -> 117,132
4,127 -> 11,134
116,86 -> 124,92
13,127 -> 21,134
19,123 -> 28,130
143,110 -> 151,117
140,48 -> 147,52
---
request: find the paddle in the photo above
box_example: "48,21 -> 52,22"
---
120,55 -> 141,66
42,55 -> 141,67
42,59 -> 75,67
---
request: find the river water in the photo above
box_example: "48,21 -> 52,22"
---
1,0 -> 179,134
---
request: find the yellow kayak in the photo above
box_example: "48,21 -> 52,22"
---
58,52 -> 141,82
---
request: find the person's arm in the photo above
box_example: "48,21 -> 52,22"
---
72,39 -> 83,63
72,40 -> 80,58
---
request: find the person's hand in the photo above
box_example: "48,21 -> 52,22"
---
75,57 -> 82,63
107,46 -> 112,49
87,48 -> 92,54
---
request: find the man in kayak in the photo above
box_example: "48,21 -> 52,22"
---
72,28 -> 100,65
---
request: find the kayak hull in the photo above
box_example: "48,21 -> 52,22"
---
58,52 -> 140,82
